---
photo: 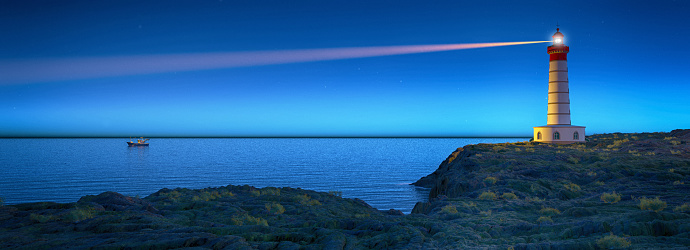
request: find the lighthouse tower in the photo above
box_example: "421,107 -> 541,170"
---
533,28 -> 585,143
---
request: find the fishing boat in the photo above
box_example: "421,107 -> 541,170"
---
127,137 -> 149,146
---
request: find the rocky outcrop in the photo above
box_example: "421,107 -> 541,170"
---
1,130 -> 689,249
78,191 -> 159,213
410,130 -> 690,249
0,185 -> 443,249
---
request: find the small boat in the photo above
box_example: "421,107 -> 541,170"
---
127,137 -> 150,146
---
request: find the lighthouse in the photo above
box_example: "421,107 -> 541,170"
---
533,28 -> 585,143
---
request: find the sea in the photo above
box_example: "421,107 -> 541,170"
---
0,138 -> 527,213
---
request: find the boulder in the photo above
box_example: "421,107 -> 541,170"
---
78,191 -> 158,213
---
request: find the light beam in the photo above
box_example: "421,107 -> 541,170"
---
0,41 -> 549,85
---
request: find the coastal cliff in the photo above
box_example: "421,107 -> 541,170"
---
1,130 -> 689,249
411,129 -> 690,248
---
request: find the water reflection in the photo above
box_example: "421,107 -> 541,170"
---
126,144 -> 149,161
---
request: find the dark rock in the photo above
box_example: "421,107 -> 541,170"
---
669,129 -> 690,140
381,209 -> 404,216
78,191 -> 159,213
411,202 -> 431,214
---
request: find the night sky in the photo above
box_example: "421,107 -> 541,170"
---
1,0 -> 688,137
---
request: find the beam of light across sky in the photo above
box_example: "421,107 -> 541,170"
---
0,41 -> 548,85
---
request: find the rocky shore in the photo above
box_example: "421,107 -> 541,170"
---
1,130 -> 689,249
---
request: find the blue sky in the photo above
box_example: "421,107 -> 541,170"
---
1,0 -> 688,137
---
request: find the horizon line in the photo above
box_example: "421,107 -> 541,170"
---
1,136 -> 533,139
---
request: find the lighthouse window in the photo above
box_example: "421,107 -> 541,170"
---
574,132 -> 579,140
537,132 -> 542,140
554,132 -> 560,140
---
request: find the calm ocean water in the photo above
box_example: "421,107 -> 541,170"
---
0,138 -> 527,213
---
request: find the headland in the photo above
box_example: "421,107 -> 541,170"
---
1,130 -> 688,249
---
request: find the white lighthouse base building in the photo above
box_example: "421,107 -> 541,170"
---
533,125 -> 585,144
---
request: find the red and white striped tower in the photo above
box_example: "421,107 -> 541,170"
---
533,28 -> 585,143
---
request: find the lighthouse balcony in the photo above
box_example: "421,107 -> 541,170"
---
547,45 -> 569,54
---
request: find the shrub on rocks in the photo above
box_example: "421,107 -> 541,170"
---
673,203 -> 690,213
537,216 -> 552,224
440,205 -> 458,214
30,213 -> 53,223
260,187 -> 281,196
293,194 -> 322,206
540,207 -> 560,216
639,197 -> 667,212
600,192 -> 621,204
483,177 -> 497,185
596,233 -> 630,249
525,196 -> 544,202
563,183 -> 581,192
478,191 -> 497,200
501,192 -> 517,200
64,206 -> 96,222
230,215 -> 268,226
265,203 -> 285,214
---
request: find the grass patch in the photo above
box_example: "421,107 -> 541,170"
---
600,192 -> 621,204
293,194 -> 322,206
479,210 -> 492,217
566,156 -> 579,164
639,197 -> 667,212
440,205 -> 458,214
501,192 -> 517,200
674,203 -> 690,213
478,191 -> 497,200
63,206 -> 96,222
231,214 -> 268,226
483,177 -> 497,185
192,190 -> 228,201
563,182 -> 581,192
260,187 -> 281,196
30,213 -> 54,223
265,202 -> 285,214
525,197 -> 544,202
447,149 -> 461,163
607,139 -> 629,149
161,190 -> 183,202
540,207 -> 561,216
537,216 -> 552,224
596,233 -> 631,249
